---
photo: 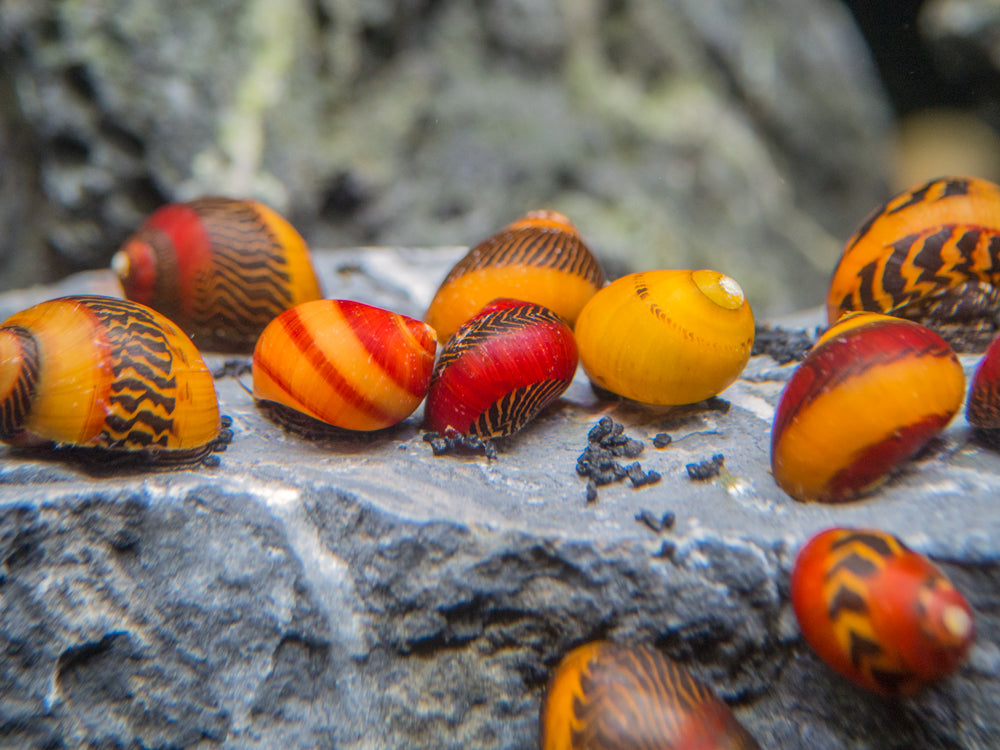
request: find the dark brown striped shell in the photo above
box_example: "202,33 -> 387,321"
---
826,176 -> 1000,351
0,295 -> 221,455
540,641 -> 761,750
424,210 -> 604,342
113,197 -> 323,352
791,527 -> 975,696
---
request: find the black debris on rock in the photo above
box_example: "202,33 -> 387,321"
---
423,430 -> 498,460
577,416 -> 661,502
752,325 -> 817,364
635,508 -> 676,533
652,432 -> 672,448
686,453 -> 725,480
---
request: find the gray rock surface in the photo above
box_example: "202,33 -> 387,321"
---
0,0 -> 890,315
1,249 -> 998,749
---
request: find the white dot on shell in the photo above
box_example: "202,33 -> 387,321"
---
719,274 -> 744,304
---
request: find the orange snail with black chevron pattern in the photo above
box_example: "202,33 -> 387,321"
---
424,210 -> 604,343
539,640 -> 761,749
113,197 -> 323,352
0,295 -> 221,457
826,175 -> 1000,351
791,527 -> 974,696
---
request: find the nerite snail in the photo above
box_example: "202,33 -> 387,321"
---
0,295 -> 222,459
573,269 -> 755,405
423,299 -> 577,440
791,527 -> 975,696
424,210 -> 604,343
539,640 -> 761,749
113,197 -> 323,352
252,299 -> 438,432
771,312 -> 964,503
826,175 -> 1000,351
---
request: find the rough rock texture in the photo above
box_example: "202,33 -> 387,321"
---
1,250 -> 999,749
0,0 -> 890,315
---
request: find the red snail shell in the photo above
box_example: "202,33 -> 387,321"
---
966,332 -> 1000,428
574,269 -> 755,405
423,299 -> 578,440
539,640 -> 761,750
771,312 -> 964,503
826,175 -> 1000,352
424,210 -> 604,343
252,299 -> 437,432
791,527 -> 975,696
0,295 -> 221,456
113,197 -> 323,352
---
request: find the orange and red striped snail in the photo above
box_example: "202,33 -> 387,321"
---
424,210 -> 604,343
791,527 -> 975,696
573,270 -> 754,405
423,299 -> 577,440
252,299 -> 437,432
771,312 -> 964,503
0,295 -> 222,457
113,197 -> 323,352
967,332 -> 1000,428
539,640 -> 761,750
826,175 -> 1000,352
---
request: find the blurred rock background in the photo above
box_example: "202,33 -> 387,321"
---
0,0 -> 998,315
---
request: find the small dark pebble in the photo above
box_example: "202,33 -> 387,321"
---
577,416 -> 661,501
587,417 -> 614,443
752,325 -> 816,364
636,509 -> 663,532
686,453 -> 725,480
660,511 -> 676,530
652,433 -> 672,448
654,540 -> 677,560
423,430 -> 497,460
586,480 -> 598,503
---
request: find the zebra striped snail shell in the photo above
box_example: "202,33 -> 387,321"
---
539,641 -> 761,750
252,299 -> 437,432
0,295 -> 222,457
826,175 -> 1000,352
423,299 -> 577,440
424,210 -> 604,343
574,269 -> 755,405
771,312 -> 964,503
112,197 -> 323,352
791,527 -> 975,696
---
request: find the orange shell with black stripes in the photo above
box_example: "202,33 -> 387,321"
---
113,197 -> 323,353
826,176 -> 1000,352
424,210 -> 604,343
251,299 -> 437,432
771,312 -> 964,503
0,295 -> 220,454
539,640 -> 761,750
791,527 -> 974,696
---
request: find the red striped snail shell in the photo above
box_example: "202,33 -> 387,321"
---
113,197 -> 323,352
826,175 -> 1000,352
252,299 -> 437,432
574,270 -> 755,405
771,312 -> 964,503
424,210 -> 604,343
967,332 -> 1000,428
791,527 -> 975,696
539,641 -> 761,750
0,295 -> 221,455
423,299 -> 577,440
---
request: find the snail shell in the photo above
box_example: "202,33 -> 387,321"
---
423,299 -> 578,439
424,210 -> 604,342
826,175 -> 1000,352
0,295 -> 221,454
771,312 -> 964,503
539,640 -> 761,750
967,333 -> 1000,428
113,197 -> 323,352
574,270 -> 754,405
252,299 -> 437,432
791,527 -> 975,696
